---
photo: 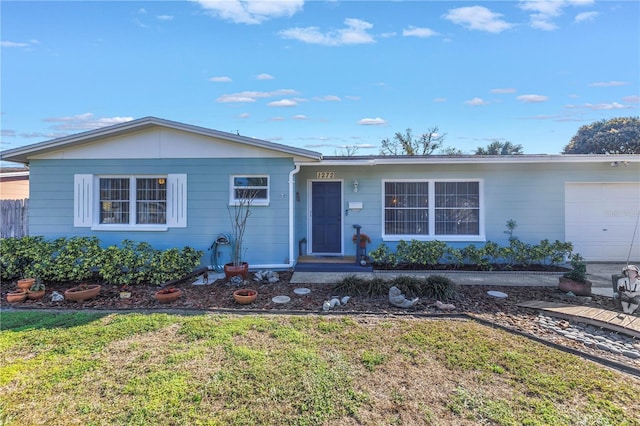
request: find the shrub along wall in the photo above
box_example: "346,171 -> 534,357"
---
368,239 -> 574,271
0,236 -> 203,286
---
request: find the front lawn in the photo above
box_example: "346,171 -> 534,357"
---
1,312 -> 638,425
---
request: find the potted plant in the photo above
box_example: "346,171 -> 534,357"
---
64,283 -> 102,301
27,279 -> 46,300
558,254 -> 592,296
119,285 -> 132,299
155,287 -> 182,304
352,233 -> 371,248
224,188 -> 258,280
233,288 -> 258,305
17,277 -> 36,291
7,289 -> 28,303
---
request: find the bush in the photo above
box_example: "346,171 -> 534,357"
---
0,236 -> 204,286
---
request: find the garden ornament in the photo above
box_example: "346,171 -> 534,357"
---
617,265 -> 640,314
388,286 -> 419,308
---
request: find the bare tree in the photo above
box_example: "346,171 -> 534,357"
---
380,127 -> 446,156
335,145 -> 360,156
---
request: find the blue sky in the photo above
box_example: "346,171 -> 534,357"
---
1,0 -> 639,161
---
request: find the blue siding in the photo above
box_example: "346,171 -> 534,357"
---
295,162 -> 640,254
29,158 -> 296,267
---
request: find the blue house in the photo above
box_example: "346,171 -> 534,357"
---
2,116 -> 638,267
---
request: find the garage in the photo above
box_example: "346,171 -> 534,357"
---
565,182 -> 640,262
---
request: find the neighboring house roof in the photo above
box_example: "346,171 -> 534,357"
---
0,116 -> 323,164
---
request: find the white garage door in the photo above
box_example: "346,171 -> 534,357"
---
565,183 -> 640,262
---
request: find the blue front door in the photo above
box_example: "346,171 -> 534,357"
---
311,181 -> 342,254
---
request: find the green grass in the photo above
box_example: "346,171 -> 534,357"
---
1,312 -> 639,425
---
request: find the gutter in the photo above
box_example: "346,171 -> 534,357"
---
248,164 -> 301,271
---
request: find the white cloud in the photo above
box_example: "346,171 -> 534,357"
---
238,112 -> 250,119
358,117 -> 387,126
209,76 -> 232,82
517,94 -> 549,103
491,88 -> 517,94
443,6 -> 514,34
433,97 -> 447,102
313,95 -> 341,102
279,18 -> 375,46
43,113 -> 133,130
622,95 -> 640,103
520,0 -> 595,31
192,0 -> 304,25
157,15 -> 174,21
268,99 -> 298,107
585,102 -> 631,110
402,26 -> 439,38
256,73 -> 274,80
575,11 -> 598,23
1,40 -> 31,48
216,89 -> 298,103
293,114 -> 308,120
465,97 -> 489,106
589,81 -> 628,87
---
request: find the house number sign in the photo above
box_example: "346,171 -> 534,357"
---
316,172 -> 335,179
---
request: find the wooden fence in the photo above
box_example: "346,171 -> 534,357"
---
0,199 -> 29,238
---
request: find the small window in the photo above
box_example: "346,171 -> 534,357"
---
231,175 -> 269,206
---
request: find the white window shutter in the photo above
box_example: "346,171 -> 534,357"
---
167,174 -> 187,227
74,174 -> 93,227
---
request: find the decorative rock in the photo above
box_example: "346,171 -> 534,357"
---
388,286 -> 419,308
329,298 -> 340,308
254,270 -> 280,284
50,291 -> 64,302
435,300 -> 456,311
341,296 -> 350,305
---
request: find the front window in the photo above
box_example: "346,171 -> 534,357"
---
384,182 -> 429,235
383,180 -> 482,239
231,175 -> 269,206
99,177 -> 166,225
434,181 -> 479,235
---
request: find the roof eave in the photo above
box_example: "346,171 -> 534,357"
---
0,116 -> 323,163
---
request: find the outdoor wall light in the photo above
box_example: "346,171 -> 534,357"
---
158,178 -> 166,185
353,179 -> 359,192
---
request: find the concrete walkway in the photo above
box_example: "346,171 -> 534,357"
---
289,263 -> 627,298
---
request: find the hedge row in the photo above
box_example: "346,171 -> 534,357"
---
0,236 -> 203,286
368,239 -> 574,271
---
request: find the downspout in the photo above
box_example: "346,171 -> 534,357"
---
249,164 -> 301,270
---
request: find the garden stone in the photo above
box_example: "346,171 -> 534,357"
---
51,291 -> 64,302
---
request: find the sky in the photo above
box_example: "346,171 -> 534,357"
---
1,0 -> 639,163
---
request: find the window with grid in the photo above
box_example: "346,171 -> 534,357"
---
231,176 -> 269,205
99,177 -> 166,225
383,180 -> 481,238
435,181 -> 479,235
384,181 -> 429,235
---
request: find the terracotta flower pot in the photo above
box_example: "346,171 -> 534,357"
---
27,290 -> 45,300
155,288 -> 182,304
64,284 -> 102,302
233,288 -> 257,305
17,278 -> 35,291
224,262 -> 249,280
558,277 -> 592,296
7,290 -> 27,303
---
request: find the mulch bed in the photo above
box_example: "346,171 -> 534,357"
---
1,271 -> 616,315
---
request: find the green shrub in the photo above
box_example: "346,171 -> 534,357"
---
424,275 -> 457,301
332,276 -> 389,297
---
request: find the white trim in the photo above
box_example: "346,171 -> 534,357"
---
381,178 -> 485,242
229,174 -> 270,207
73,174 -> 93,227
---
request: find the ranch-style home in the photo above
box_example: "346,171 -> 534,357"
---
1,116 -> 638,269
